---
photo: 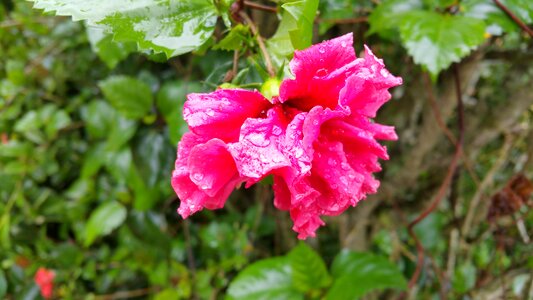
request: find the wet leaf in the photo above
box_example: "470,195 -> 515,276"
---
31,0 -> 219,57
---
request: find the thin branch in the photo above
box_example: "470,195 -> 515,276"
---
243,1 -> 278,13
407,65 -> 465,290
493,0 -> 533,37
239,11 -> 275,77
423,72 -> 480,187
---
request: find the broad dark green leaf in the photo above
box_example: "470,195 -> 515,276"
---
325,251 -> 407,300
99,75 -> 153,120
31,0 -> 219,57
288,242 -> 331,292
399,11 -> 486,77
226,257 -> 303,300
84,201 -> 127,246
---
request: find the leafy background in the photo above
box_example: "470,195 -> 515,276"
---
1,0 -> 533,299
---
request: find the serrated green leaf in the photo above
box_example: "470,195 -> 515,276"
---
213,24 -> 252,51
31,0 -> 219,57
399,11 -> 486,77
226,257 -> 303,300
325,251 -> 407,300
86,26 -> 135,68
288,242 -> 331,292
84,201 -> 127,246
99,75 -> 153,119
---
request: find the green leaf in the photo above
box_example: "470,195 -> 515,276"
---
267,0 -> 319,67
288,242 -> 332,293
31,0 -> 219,57
399,11 -> 486,77
325,251 -> 407,300
84,201 -> 127,247
226,257 -> 303,300
99,75 -> 153,119
86,26 -> 135,68
213,24 -> 252,51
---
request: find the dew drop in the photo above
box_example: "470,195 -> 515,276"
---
294,148 -> 304,158
192,173 -> 204,181
272,125 -> 282,136
316,68 -> 328,77
340,176 -> 348,184
318,46 -> 325,54
380,68 -> 389,78
341,163 -> 350,170
312,119 -> 319,126
328,158 -> 337,166
201,185 -> 209,190
341,41 -> 347,47
246,132 -> 271,147
206,109 -> 215,116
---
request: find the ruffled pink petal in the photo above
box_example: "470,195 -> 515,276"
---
184,89 -> 271,142
172,132 -> 241,218
339,46 -> 402,118
279,33 -> 357,111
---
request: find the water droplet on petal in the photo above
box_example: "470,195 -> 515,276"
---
206,109 -> 215,116
294,148 -> 304,158
328,158 -> 337,166
246,132 -> 271,147
272,125 -> 282,136
319,46 -> 326,54
341,41 -> 347,47
380,68 -> 389,78
312,120 -> 319,126
340,176 -> 348,184
316,68 -> 328,77
201,185 -> 209,190
192,173 -> 204,181
341,163 -> 350,170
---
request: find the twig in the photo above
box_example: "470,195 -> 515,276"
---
423,72 -> 480,186
239,12 -> 275,77
243,1 -> 278,13
461,133 -> 513,237
493,0 -> 533,37
406,64 -> 465,290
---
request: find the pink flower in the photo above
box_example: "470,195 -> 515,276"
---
171,33 -> 402,239
34,267 -> 55,299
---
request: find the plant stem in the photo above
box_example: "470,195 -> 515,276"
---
493,0 -> 533,37
240,11 -> 275,77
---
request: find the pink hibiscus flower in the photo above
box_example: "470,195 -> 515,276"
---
34,267 -> 55,299
171,33 -> 402,239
